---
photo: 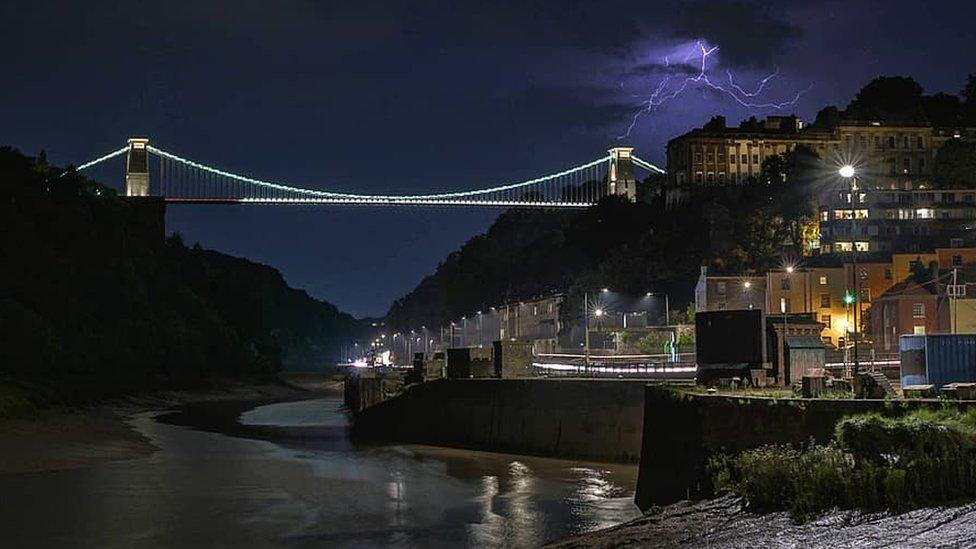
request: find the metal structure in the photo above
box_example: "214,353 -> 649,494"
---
75,139 -> 664,208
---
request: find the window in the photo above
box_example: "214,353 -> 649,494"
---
730,154 -> 736,164
820,210 -> 829,222
716,281 -> 727,294
695,172 -> 703,183
884,268 -> 892,280
860,268 -> 869,280
917,208 -> 935,219
953,255 -> 963,266
859,135 -> 867,148
860,288 -> 870,302
753,154 -> 759,164
952,237 -> 964,247
707,152 -> 714,162
694,152 -> 702,163
912,303 -> 925,318
781,278 -> 791,290
780,297 -> 790,313
820,314 -> 831,325
820,275 -> 828,285
903,135 -> 910,149
855,241 -> 870,252
820,293 -> 831,308
719,172 -> 726,183
706,172 -> 714,183
874,136 -> 881,149
741,154 -> 748,164
888,136 -> 895,148
718,153 -> 725,162
917,136 -> 924,148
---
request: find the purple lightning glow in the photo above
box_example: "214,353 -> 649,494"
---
620,41 -> 813,139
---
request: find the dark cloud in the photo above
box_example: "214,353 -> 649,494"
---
665,1 -> 802,67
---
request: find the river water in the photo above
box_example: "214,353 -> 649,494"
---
0,396 -> 639,548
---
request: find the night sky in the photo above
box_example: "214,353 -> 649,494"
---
3,0 -> 974,317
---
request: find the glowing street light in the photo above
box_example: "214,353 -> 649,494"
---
593,308 -> 604,317
839,163 -> 860,375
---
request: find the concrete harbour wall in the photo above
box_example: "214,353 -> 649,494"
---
351,378 -> 647,463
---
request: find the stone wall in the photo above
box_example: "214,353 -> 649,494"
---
351,379 -> 647,463
634,387 -> 975,509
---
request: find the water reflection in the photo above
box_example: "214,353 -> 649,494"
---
0,397 -> 639,548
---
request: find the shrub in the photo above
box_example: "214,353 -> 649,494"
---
715,408 -> 976,521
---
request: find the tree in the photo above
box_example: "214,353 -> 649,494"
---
844,76 -> 926,122
933,139 -> 976,189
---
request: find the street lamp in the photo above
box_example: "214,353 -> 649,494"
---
839,164 -> 860,375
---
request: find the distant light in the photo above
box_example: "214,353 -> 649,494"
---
646,292 -> 653,297
743,281 -> 752,289
594,308 -> 604,317
843,292 -> 856,305
786,266 -> 795,274
601,288 -> 610,293
839,165 -> 856,178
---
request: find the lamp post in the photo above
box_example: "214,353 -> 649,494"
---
584,292 -> 590,373
646,292 -> 670,325
839,165 -> 860,375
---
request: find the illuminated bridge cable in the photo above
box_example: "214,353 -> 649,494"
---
146,145 -> 610,203
630,155 -> 666,174
73,146 -> 130,172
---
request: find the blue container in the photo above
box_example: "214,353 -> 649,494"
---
900,334 -> 976,390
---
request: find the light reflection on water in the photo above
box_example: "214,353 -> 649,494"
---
0,396 -> 639,548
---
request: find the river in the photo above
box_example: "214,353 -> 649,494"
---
0,395 -> 639,548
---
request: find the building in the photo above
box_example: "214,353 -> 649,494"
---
666,115 -> 835,186
438,294 -> 563,354
818,189 -> 976,254
871,278 -> 949,351
668,115 -> 976,256
694,269 -> 767,312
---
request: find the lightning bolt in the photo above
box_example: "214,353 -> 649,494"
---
619,41 -> 813,139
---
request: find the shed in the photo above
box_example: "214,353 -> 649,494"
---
785,335 -> 826,384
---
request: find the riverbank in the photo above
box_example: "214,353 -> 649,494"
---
547,494 -> 976,547
0,372 -> 335,475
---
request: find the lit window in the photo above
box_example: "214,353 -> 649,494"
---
820,210 -> 829,222
912,303 -> 925,318
916,208 -> 934,219
836,242 -> 854,252
820,276 -> 828,285
914,326 -> 926,335
855,242 -> 870,252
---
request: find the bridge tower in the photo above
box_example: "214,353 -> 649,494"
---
607,147 -> 637,202
125,138 -> 150,196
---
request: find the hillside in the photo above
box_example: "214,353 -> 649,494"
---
386,172 -> 817,331
0,147 -> 362,405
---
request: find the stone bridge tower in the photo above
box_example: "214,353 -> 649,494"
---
125,138 -> 150,197
607,146 -> 637,202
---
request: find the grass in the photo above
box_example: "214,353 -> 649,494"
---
710,407 -> 976,521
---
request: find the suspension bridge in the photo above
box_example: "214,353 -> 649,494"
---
76,138 -> 665,208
